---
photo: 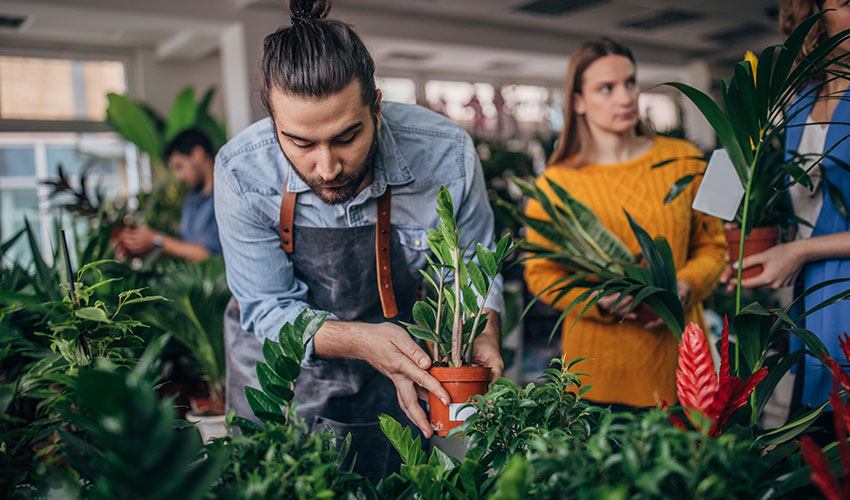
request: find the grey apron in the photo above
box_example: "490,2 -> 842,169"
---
224,189 -> 420,483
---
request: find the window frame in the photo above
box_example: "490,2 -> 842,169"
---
0,43 -> 135,133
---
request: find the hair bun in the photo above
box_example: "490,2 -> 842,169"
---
289,0 -> 331,22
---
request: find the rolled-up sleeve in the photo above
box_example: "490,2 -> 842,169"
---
215,156 -> 323,344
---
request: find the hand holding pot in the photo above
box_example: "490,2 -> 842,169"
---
470,310 -> 504,380
314,321 -> 450,438
722,241 -> 806,290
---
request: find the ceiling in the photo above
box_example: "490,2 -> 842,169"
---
0,0 -> 785,86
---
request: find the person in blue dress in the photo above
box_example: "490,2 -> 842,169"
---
120,128 -> 222,261
725,0 -> 850,434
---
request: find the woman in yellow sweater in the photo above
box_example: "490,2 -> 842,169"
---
524,37 -> 727,408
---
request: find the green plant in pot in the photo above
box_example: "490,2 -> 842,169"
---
663,12 -> 850,314
143,257 -> 231,440
503,177 -> 686,339
402,187 -> 517,436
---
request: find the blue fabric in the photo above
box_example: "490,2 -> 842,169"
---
786,84 -> 850,408
214,102 -> 503,342
178,188 -> 222,255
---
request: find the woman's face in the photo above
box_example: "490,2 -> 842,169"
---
823,0 -> 850,54
573,54 -> 640,136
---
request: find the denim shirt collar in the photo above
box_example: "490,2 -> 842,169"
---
285,119 -> 415,197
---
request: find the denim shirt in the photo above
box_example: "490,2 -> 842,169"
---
178,188 -> 222,255
214,101 -> 504,345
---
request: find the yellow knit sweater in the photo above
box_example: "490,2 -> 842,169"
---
523,136 -> 727,407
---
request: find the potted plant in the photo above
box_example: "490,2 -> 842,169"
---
144,257 -> 231,442
503,177 -> 686,339
663,12 -> 850,304
402,187 -> 516,436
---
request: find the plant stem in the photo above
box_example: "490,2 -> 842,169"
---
465,282 -> 493,364
735,159 -> 757,377
434,268 -> 445,361
451,247 -> 463,367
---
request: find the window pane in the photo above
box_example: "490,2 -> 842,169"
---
0,56 -> 75,120
0,146 -> 36,176
0,56 -> 126,121
46,145 -> 125,199
0,188 -> 41,265
83,60 -> 126,121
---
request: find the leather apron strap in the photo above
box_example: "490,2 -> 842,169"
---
278,178 -> 398,319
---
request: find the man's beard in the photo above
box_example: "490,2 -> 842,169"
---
287,130 -> 378,206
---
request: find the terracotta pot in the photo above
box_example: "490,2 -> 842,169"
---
428,366 -> 491,437
724,226 -> 780,280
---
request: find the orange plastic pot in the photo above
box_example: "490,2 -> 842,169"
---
428,366 -> 491,437
724,226 -> 779,280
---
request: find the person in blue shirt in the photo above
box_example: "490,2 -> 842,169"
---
120,129 -> 221,261
215,0 -> 504,482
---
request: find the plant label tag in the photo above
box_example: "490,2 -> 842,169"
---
448,403 -> 475,422
692,148 -> 745,222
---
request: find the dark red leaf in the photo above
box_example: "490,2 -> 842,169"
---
800,436 -> 844,500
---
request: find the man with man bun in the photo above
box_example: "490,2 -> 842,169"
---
215,0 -> 504,481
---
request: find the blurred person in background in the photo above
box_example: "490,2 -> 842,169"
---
721,0 -> 850,439
523,37 -> 727,410
120,128 -> 221,262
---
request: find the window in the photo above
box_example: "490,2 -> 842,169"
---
0,49 -> 138,267
376,77 -> 416,104
0,133 -> 138,266
0,55 -> 127,122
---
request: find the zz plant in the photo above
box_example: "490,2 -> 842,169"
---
404,186 -> 517,367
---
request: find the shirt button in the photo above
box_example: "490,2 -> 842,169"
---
414,239 -> 421,247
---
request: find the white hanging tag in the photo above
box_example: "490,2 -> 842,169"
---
692,148 -> 745,222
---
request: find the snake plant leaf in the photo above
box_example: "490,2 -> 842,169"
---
545,178 -> 635,263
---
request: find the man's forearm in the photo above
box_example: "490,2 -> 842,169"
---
162,235 -> 210,262
312,320 -> 371,361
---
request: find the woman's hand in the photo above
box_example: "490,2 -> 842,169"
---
596,292 -> 638,321
720,241 -> 807,290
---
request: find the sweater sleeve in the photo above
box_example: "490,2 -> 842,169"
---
675,179 -> 728,308
522,196 -> 615,323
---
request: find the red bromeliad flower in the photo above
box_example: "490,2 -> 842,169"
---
675,316 -> 767,437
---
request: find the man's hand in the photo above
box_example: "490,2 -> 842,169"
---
120,225 -> 158,255
471,308 -> 504,380
313,321 -> 450,439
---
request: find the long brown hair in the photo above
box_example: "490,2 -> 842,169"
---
779,0 -> 828,78
549,37 -> 650,167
